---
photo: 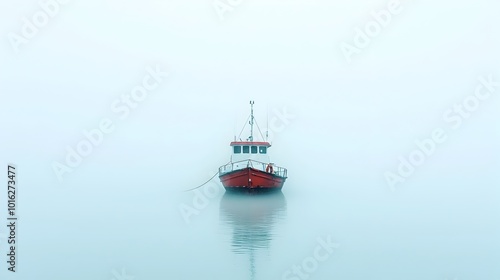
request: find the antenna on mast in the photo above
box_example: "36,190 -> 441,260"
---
248,100 -> 255,142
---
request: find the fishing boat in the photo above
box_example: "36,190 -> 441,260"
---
219,101 -> 288,192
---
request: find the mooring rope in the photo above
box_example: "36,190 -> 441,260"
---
183,171 -> 220,192
183,162 -> 230,192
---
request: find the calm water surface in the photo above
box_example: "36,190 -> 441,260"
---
2,171 -> 499,280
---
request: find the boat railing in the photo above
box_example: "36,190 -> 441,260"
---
219,159 -> 287,178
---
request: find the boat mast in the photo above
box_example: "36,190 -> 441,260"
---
249,100 -> 254,142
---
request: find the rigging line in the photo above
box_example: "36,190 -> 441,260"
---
254,119 -> 265,141
238,114 -> 251,139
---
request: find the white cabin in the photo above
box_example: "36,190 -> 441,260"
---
230,141 -> 271,163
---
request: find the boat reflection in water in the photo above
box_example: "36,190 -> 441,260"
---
219,191 -> 287,280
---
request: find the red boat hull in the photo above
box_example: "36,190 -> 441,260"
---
219,167 -> 286,191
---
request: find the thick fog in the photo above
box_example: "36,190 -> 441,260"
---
1,0 -> 499,279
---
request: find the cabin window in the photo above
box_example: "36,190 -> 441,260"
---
259,146 -> 267,154
242,146 -> 249,153
251,146 -> 258,154
233,146 -> 241,154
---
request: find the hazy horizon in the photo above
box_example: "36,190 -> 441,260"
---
1,0 -> 499,279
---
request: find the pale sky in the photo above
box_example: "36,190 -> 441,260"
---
1,0 -> 499,190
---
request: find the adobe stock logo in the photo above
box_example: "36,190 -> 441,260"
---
267,106 -> 295,142
213,0 -> 243,21
179,171 -> 221,225
7,0 -> 70,54
385,75 -> 499,190
110,268 -> 134,280
282,235 -> 339,280
340,0 -> 403,63
52,65 -> 169,182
